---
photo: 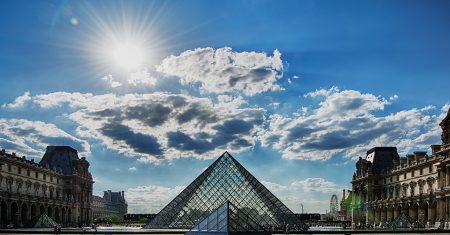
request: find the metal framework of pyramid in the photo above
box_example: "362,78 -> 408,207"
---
29,213 -> 58,228
146,152 -> 305,230
186,201 -> 270,235
388,212 -> 413,229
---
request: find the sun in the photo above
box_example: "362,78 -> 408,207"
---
111,42 -> 145,70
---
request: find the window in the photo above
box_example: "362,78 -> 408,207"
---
404,173 -> 407,179
27,170 -> 30,177
397,175 -> 400,181
18,167 -> 21,174
412,170 -> 415,177
384,179 -> 386,184
420,168 -> 423,175
35,172 -> 38,178
43,174 -> 46,180
429,165 -> 433,173
50,176 -> 53,182
390,177 -> 393,182
8,164 -> 11,172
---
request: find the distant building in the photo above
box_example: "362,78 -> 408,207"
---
92,195 -> 107,219
350,108 -> 450,228
0,146 -> 93,227
92,190 -> 127,220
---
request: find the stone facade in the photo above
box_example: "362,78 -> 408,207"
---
92,190 -> 127,220
0,146 -> 93,227
350,108 -> 450,228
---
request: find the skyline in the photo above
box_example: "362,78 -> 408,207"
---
1,0 -> 450,214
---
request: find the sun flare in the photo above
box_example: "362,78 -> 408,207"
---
111,42 -> 144,70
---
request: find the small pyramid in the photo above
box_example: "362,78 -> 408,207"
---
146,152 -> 305,230
388,212 -> 413,228
29,213 -> 58,228
186,201 -> 270,235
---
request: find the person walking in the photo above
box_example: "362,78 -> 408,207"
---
284,224 -> 290,235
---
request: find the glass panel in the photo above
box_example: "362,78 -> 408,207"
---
146,152 -> 304,230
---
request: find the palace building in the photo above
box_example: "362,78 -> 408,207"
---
0,146 -> 93,227
92,190 -> 127,220
351,108 -> 450,227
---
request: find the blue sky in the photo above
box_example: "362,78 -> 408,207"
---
1,0 -> 450,213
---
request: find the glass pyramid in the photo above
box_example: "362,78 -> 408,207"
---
388,212 -> 413,229
186,201 -> 269,235
145,152 -> 305,230
29,213 -> 58,228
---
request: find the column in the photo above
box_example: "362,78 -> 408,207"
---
447,197 -> 449,221
430,203 -> 436,225
409,205 -> 415,220
445,166 -> 449,187
373,208 -> 377,223
6,202 -> 11,222
394,205 -> 399,218
367,206 -> 373,225
437,198 -> 441,221
27,204 -> 31,223
387,206 -> 392,222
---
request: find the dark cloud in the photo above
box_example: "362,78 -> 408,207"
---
230,138 -> 252,148
7,127 -> 35,136
250,68 -> 275,82
334,98 -> 367,111
213,119 -> 254,135
166,96 -> 187,108
287,126 -> 315,141
101,123 -> 163,156
90,109 -> 121,119
168,117 -> 262,154
125,104 -> 172,127
167,131 -> 214,154
176,104 -> 217,126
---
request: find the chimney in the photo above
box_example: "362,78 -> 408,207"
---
407,154 -> 415,164
414,151 -> 427,161
431,145 -> 442,155
342,189 -> 346,200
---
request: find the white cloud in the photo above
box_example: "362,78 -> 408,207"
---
157,47 -> 283,96
260,178 -> 342,213
0,118 -> 91,158
102,75 -> 122,88
260,87 -> 446,160
125,185 -> 185,213
291,178 -> 340,193
24,92 -> 266,163
127,69 -> 158,86
260,180 -> 288,192
128,166 -> 137,172
2,91 -> 31,109
34,92 -> 95,109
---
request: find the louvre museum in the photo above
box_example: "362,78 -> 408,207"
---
350,108 -> 450,228
0,146 -> 93,227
